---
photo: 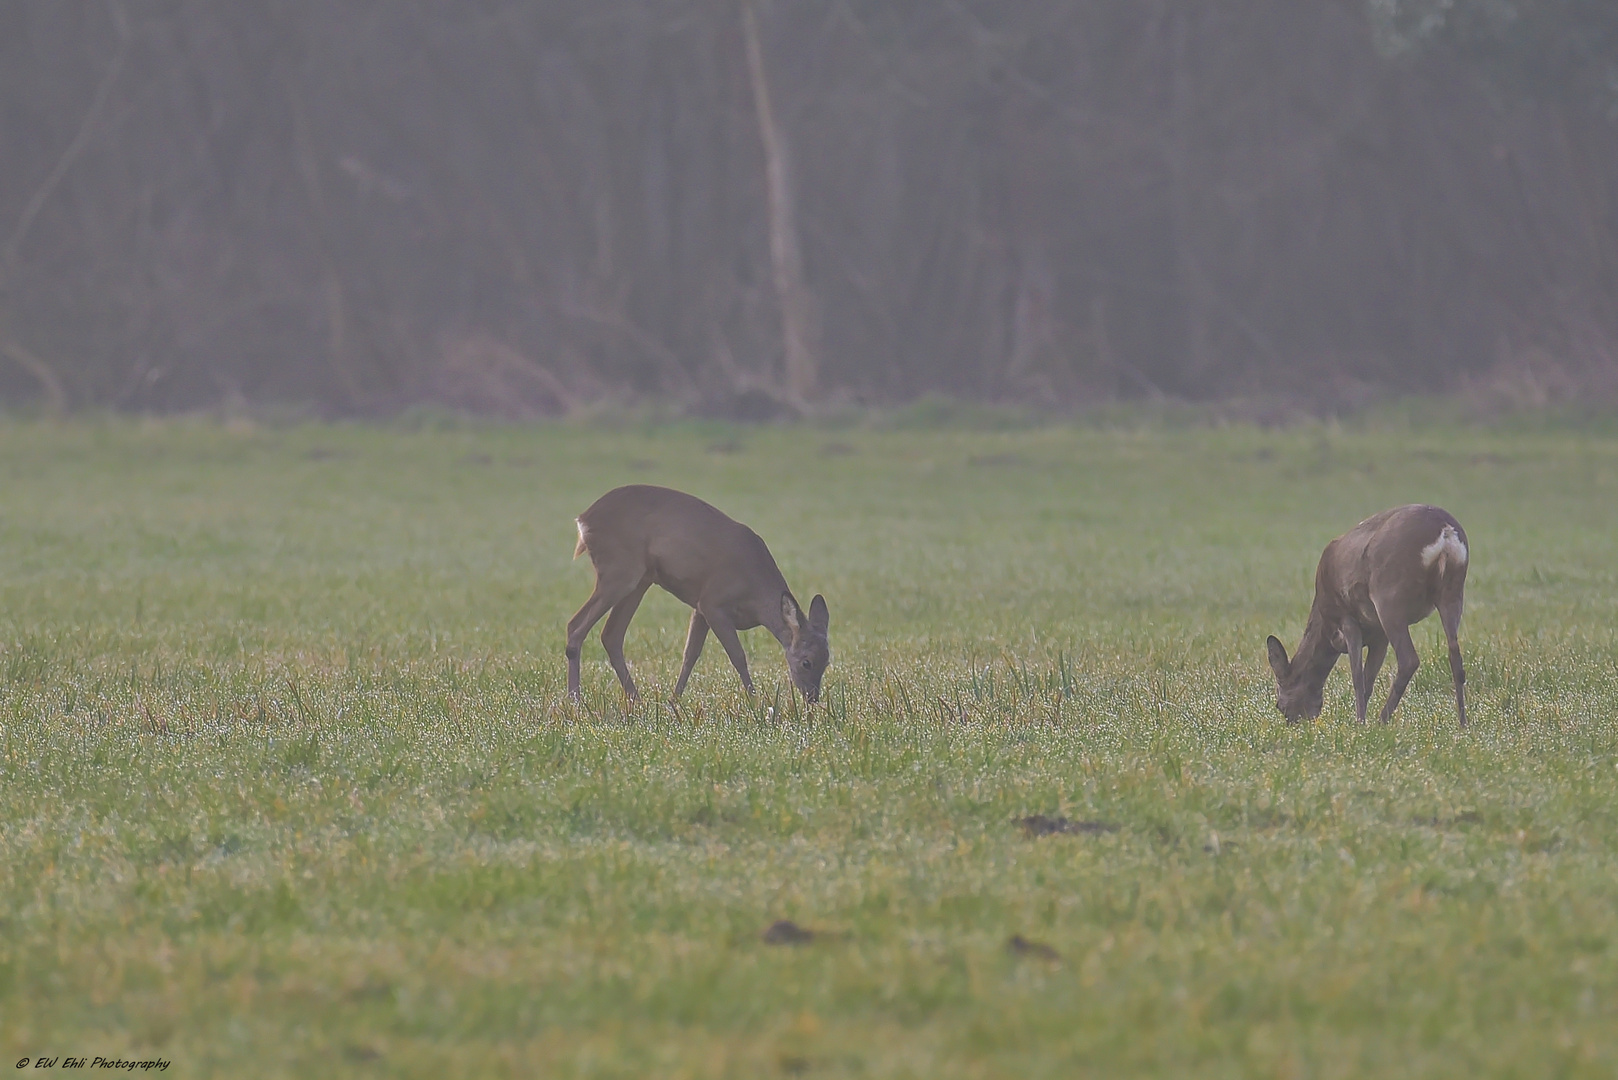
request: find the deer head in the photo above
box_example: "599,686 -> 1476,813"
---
1266,635 -> 1325,722
781,593 -> 830,703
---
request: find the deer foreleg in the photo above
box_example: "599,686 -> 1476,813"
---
704,610 -> 754,694
1341,621 -> 1366,723
672,609 -> 709,697
1377,620 -> 1420,724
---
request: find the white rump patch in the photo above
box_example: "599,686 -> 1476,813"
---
1421,525 -> 1468,572
573,519 -> 588,558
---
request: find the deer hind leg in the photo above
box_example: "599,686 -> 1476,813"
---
599,580 -> 653,700
672,609 -> 709,698
1376,617 -> 1420,724
1438,593 -> 1466,727
566,566 -> 644,700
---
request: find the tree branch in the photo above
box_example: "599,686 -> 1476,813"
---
2,1 -> 130,275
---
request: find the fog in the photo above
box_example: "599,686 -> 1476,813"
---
2,1 -> 1615,416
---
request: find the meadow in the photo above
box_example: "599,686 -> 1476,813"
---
1,414 -> 1616,1078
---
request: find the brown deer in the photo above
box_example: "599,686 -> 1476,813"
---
566,485 -> 830,703
1266,504 -> 1469,726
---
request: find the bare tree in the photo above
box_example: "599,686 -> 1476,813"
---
742,0 -> 818,404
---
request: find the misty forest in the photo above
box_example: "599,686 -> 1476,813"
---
3,0 -> 1617,418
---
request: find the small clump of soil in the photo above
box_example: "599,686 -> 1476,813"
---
1016,814 -> 1118,837
1007,934 -> 1060,961
762,919 -> 818,945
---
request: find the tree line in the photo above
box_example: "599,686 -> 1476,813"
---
2,0 -> 1615,417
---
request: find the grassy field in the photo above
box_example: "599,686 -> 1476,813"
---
1,415 -> 1616,1078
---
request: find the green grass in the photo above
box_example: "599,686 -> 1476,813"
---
2,416 -> 1616,1078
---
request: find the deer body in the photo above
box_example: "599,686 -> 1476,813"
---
1266,504 -> 1468,726
565,485 -> 829,703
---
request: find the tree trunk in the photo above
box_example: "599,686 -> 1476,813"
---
1168,6 -> 1213,389
742,0 -> 818,404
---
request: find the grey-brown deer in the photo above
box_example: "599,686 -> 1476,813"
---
566,485 -> 830,703
1266,504 -> 1469,726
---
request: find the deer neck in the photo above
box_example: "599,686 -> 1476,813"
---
1290,614 -> 1342,691
760,589 -> 796,651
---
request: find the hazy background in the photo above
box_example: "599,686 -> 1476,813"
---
2,0 -> 1615,418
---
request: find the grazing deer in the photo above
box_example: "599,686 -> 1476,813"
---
566,485 -> 830,703
1266,504 -> 1469,726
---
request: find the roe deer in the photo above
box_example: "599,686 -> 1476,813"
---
1266,504 -> 1468,726
566,485 -> 830,703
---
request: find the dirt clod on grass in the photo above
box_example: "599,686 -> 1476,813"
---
762,919 -> 818,946
1412,811 -> 1485,829
1017,815 -> 1119,837
1007,935 -> 1060,961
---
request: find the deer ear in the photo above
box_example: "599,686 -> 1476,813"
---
1266,636 -> 1290,680
809,594 -> 828,634
781,593 -> 806,633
